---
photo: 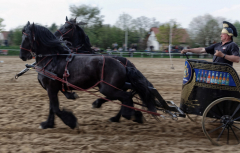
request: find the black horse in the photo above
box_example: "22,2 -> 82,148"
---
19,22 -> 157,129
54,17 -> 93,54
54,17 -> 155,112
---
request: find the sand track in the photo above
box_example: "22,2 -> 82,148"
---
0,57 -> 240,153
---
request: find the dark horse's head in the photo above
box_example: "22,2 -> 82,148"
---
54,16 -> 92,48
20,21 -> 35,61
20,22 -> 67,61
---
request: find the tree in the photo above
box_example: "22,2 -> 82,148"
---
0,17 -> 5,32
132,16 -> 151,39
150,18 -> 161,28
69,4 -> 104,26
115,13 -> 133,30
156,20 -> 183,45
48,23 -> 58,33
12,26 -> 23,46
115,13 -> 134,50
188,14 -> 226,47
70,4 -> 104,47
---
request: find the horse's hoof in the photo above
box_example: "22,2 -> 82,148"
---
75,122 -> 80,134
73,93 -> 79,99
109,117 -> 120,122
40,121 -> 54,129
133,111 -> 145,124
92,103 -> 98,108
92,101 -> 101,108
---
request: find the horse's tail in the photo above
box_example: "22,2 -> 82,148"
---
126,60 -> 154,88
126,67 -> 156,112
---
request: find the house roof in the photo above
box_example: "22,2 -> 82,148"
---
151,27 -> 159,35
149,27 -> 189,43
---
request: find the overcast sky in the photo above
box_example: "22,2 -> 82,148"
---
1,0 -> 240,31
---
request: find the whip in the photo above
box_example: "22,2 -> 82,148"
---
15,62 -> 36,79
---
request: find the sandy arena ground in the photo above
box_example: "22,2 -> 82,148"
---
1,56 -> 240,153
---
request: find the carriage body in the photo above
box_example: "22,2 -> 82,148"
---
180,59 -> 240,118
179,59 -> 240,145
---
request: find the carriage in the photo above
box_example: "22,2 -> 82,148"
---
154,59 -> 240,146
17,20 -> 240,146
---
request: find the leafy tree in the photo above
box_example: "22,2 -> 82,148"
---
70,4 -> 104,47
116,13 -> 133,30
188,14 -> 226,47
89,25 -> 124,49
12,26 -> 23,46
48,23 -> 58,33
156,20 -> 183,45
132,16 -> 151,39
0,17 -> 5,32
115,13 -> 145,50
150,18 -> 161,28
69,4 -> 104,26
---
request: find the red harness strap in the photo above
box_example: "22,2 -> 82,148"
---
20,32 -> 39,57
62,54 -> 72,92
34,55 -> 162,117
70,45 -> 84,53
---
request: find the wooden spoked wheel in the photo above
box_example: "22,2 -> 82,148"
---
202,97 -> 240,146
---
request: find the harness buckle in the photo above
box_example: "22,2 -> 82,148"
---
63,70 -> 70,78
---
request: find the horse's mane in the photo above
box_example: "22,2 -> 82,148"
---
75,25 -> 92,48
67,18 -> 92,48
28,24 -> 68,54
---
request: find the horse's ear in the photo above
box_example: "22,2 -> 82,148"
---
27,21 -> 30,26
32,22 -> 35,30
32,22 -> 36,41
74,17 -> 77,22
66,16 -> 68,21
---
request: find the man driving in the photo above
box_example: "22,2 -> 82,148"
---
181,21 -> 240,66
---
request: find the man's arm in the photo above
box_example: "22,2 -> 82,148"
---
181,48 -> 207,54
214,50 -> 240,63
225,55 -> 240,63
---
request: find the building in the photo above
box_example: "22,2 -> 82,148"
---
146,27 -> 189,51
0,31 -> 10,46
146,28 -> 160,51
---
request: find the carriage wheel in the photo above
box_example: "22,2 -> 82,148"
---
186,114 -> 201,124
202,97 -> 240,145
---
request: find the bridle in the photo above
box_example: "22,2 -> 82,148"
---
57,21 -> 75,38
57,21 -> 87,53
20,31 -> 38,58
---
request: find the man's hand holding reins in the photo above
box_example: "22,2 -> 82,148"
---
214,50 -> 224,58
215,50 -> 240,63
181,49 -> 188,54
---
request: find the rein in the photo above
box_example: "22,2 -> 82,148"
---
69,44 -> 84,53
34,53 -> 130,68
34,56 -> 162,117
